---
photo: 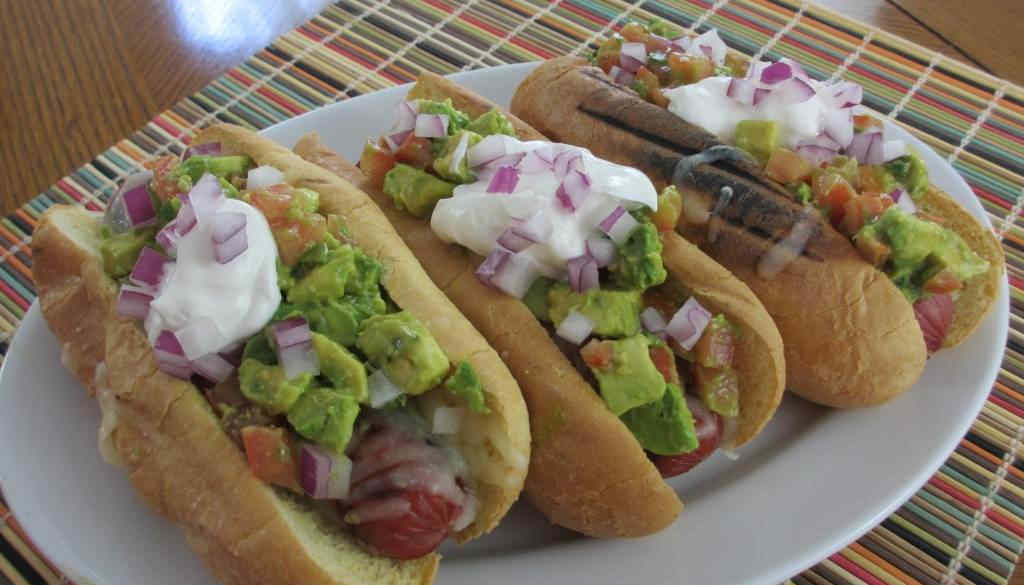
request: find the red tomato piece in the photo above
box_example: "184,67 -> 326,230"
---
648,345 -> 680,386
814,173 -> 856,226
924,270 -> 963,294
914,293 -> 954,353
145,155 -> 183,201
580,339 -> 615,370
360,140 -> 397,189
650,398 -> 722,477
240,426 -> 303,494
765,148 -> 813,185
249,186 -> 294,225
353,490 -> 460,560
394,135 -> 434,170
693,318 -> 735,369
620,22 -> 649,43
667,53 -> 713,86
635,67 -> 669,108
853,114 -> 883,132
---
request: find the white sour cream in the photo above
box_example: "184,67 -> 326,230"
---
145,197 -> 280,359
430,138 -> 658,274
664,76 -> 828,148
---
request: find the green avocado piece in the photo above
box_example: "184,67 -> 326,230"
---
416,98 -> 471,134
432,130 -> 482,183
172,155 -> 253,186
466,109 -> 517,138
311,333 -> 368,403
621,382 -> 698,455
287,188 -> 320,218
348,248 -> 386,299
100,230 -> 154,278
238,358 -> 312,414
884,154 -> 929,199
383,164 -> 457,218
287,387 -> 360,453
357,312 -> 450,395
611,220 -> 667,291
548,284 -> 643,338
788,182 -> 813,204
156,197 -> 182,225
287,245 -> 356,304
734,120 -> 779,163
857,207 -> 989,302
444,361 -> 489,413
522,277 -> 557,322
586,335 -> 667,416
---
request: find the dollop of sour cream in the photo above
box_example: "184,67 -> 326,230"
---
430,137 -> 658,275
145,197 -> 280,359
664,76 -> 828,148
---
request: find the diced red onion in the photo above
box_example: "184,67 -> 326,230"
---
619,42 -> 646,73
519,147 -> 554,174
823,108 -> 854,148
189,173 -> 226,218
448,132 -> 471,177
670,35 -> 691,52
752,87 -> 772,107
647,34 -> 670,52
394,101 -> 418,133
156,221 -> 179,256
384,130 -> 413,151
726,78 -> 757,106
272,317 -> 313,349
214,226 -> 247,264
609,65 -> 636,86
490,252 -> 542,298
800,133 -> 842,151
831,81 -> 863,108
585,236 -> 616,268
599,206 -> 640,244
772,77 -> 816,105
883,140 -> 906,162
182,142 -> 221,160
497,228 -> 534,252
665,297 -> 712,351
567,255 -> 599,293
130,247 -> 169,287
212,211 -> 246,243
120,180 -> 157,228
476,246 -> 512,284
117,285 -> 154,320
414,113 -> 449,138
795,144 -> 839,166
191,352 -> 235,384
513,211 -> 553,244
175,317 -> 228,361
641,307 -> 668,333
176,196 -> 197,237
778,57 -> 809,80
744,59 -> 771,81
556,310 -> 594,345
894,189 -> 917,214
692,29 -> 727,64
279,342 -> 319,380
154,330 -> 192,379
246,166 -> 285,191
556,169 -> 591,212
487,165 -> 520,194
432,407 -> 464,435
846,131 -> 881,165
760,61 -> 793,85
368,370 -> 404,408
301,443 -> 352,500
552,149 -> 583,179
345,498 -> 412,525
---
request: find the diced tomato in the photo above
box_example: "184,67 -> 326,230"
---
855,234 -> 891,266
814,173 -> 857,225
765,148 -> 813,185
924,270 -> 963,294
650,397 -> 722,477
240,426 -> 303,494
250,184 -> 327,264
649,345 -> 680,386
667,53 -> 714,85
249,185 -> 295,224
360,140 -> 397,189
724,52 -> 749,77
620,22 -> 649,43
650,187 -> 683,232
914,293 -> 954,353
580,339 -> 615,370
838,194 -> 889,236
853,114 -> 883,132
857,165 -> 890,194
595,36 -> 623,72
352,490 -> 460,560
394,135 -> 434,170
694,319 -> 735,369
145,155 -> 182,200
635,67 -> 669,107
693,365 -> 740,418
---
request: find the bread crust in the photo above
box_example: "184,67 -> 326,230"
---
505,57 -> 1010,407
293,74 -> 785,536
31,125 -> 532,583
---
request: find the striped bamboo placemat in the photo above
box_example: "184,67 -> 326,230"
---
2,1 -> 1024,584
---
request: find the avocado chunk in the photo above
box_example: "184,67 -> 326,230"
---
621,383 -> 699,455
383,163 -> 457,218
611,220 -> 667,291
238,358 -> 313,414
857,207 -> 989,302
100,231 -> 154,278
416,98 -> 471,135
466,108 -> 517,138
694,365 -> 740,417
444,361 -> 489,413
522,277 -> 557,322
357,312 -> 450,395
584,335 -> 667,416
287,387 -> 360,453
287,188 -> 320,217
884,154 -> 929,199
548,284 -> 643,338
432,130 -> 482,183
734,120 -> 779,163
311,333 -> 368,403
172,155 -> 253,188
287,246 -> 356,304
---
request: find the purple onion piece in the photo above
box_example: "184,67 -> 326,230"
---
129,247 -> 170,287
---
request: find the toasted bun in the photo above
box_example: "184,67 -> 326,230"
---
32,125 -> 531,584
294,72 -> 785,535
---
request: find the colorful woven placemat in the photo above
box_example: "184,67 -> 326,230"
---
2,1 -> 1024,584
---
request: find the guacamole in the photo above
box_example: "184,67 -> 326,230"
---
612,220 -> 667,290
287,386 -> 360,453
548,284 -> 643,337
433,130 -> 482,183
417,98 -> 471,135
466,108 -> 517,137
383,163 -> 456,218
357,312 -> 451,395
101,228 -> 155,278
585,335 -> 667,416
621,383 -> 698,455
444,360 -> 489,413
885,154 -> 929,199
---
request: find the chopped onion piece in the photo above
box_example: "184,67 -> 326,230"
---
214,225 -> 247,264
823,108 -> 854,148
665,297 -> 712,351
191,352 -> 235,383
831,81 -> 863,108
182,142 -> 221,160
117,285 -> 154,320
154,330 -> 192,379
609,64 -> 635,86
556,310 -> 594,345
895,189 -> 917,214
271,317 -> 313,349
156,221 -> 179,256
552,149 -> 583,179
121,181 -> 157,228
865,134 -> 886,165
384,130 -> 412,151
279,342 -> 319,380
555,169 -> 591,212
599,206 -> 640,244
619,42 -> 646,72
641,307 -> 668,333
301,444 -> 352,500
176,196 -> 197,236
449,132 -> 471,176
247,165 -> 285,191
771,77 -> 815,105
432,407 -> 465,435
368,370 -> 404,408
475,246 -> 512,284
519,147 -> 554,174
189,173 -> 226,219
212,211 -> 247,243
778,57 -> 809,80
585,236 -> 616,268
795,144 -> 838,166
393,101 -> 419,133
567,255 -> 599,293
497,228 -> 533,252
487,165 -> 519,194
468,135 -> 510,168
846,131 -> 881,165
104,171 -> 154,234
726,78 -> 757,106
760,61 -> 792,85
800,133 -> 841,151
491,252 -> 542,298
130,247 -> 170,287
883,140 -> 906,162
414,113 -> 449,138
691,29 -> 727,64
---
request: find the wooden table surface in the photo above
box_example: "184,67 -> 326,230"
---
1,0 -> 1023,582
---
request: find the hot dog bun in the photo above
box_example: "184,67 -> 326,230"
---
293,75 -> 785,537
31,125 -> 531,584
510,56 -> 1002,407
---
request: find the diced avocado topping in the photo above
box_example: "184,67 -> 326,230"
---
548,284 -> 643,338
416,99 -> 471,135
287,245 -> 356,304
611,219 -> 667,290
432,130 -> 482,183
444,361 -> 489,413
100,230 -> 154,278
884,154 -> 929,199
171,155 -> 253,189
857,207 -> 989,302
238,359 -> 313,414
156,198 -> 182,225
287,188 -> 320,218
311,333 -> 368,403
788,182 -> 812,204
734,120 -> 779,163
522,276 -> 557,322
822,155 -> 859,185
465,108 -> 517,138
585,335 -> 667,416
286,387 -> 359,453
357,312 -> 450,395
621,383 -> 698,455
383,163 -> 456,218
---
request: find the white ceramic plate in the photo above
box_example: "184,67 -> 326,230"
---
0,63 -> 1009,585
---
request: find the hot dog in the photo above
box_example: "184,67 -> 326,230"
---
31,125 -> 530,583
293,73 -> 785,537
507,25 -> 1003,408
